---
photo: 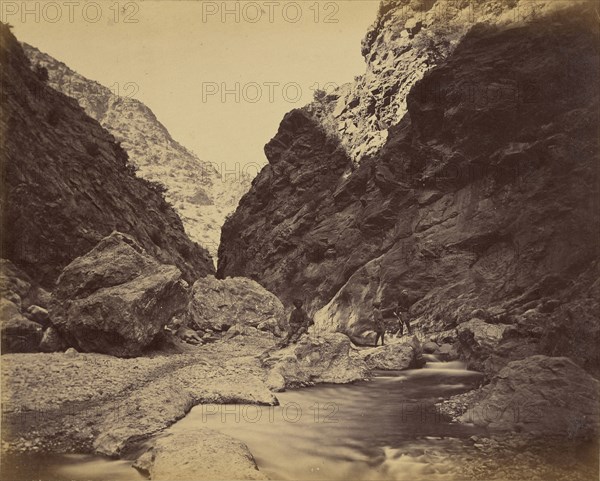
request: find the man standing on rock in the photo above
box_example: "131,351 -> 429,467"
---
280,299 -> 312,347
373,301 -> 385,346
395,289 -> 412,337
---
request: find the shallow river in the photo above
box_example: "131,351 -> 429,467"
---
5,361 -> 485,481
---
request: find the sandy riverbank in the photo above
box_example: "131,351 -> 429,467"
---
1,336 -> 276,458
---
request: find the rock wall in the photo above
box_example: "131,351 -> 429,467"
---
23,44 -> 250,259
0,24 -> 214,286
218,3 -> 599,373
309,0 -> 580,163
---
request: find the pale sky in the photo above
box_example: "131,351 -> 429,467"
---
6,0 -> 380,169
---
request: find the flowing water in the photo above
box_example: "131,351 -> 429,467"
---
3,361 -> 485,481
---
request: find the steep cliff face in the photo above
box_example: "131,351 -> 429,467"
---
23,45 -> 250,258
219,4 -> 599,371
0,24 -> 214,286
310,0 -> 583,163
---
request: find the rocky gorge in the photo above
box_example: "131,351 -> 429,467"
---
1,1 -> 599,480
23,44 -> 251,260
219,0 -> 599,375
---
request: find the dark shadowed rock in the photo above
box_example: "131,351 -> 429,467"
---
26,305 -> 50,327
1,301 -> 43,353
187,276 -> 284,333
423,341 -> 439,354
1,259 -> 51,311
217,4 -> 599,375
437,343 -> 459,361
0,25 -> 213,287
460,356 -> 600,439
39,326 -> 68,353
50,232 -> 189,357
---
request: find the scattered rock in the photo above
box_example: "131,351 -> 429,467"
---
64,347 -> 78,358
39,326 -> 68,353
50,232 -> 189,357
423,341 -> 439,354
1,314 -> 43,353
224,324 -> 260,339
437,343 -> 459,361
266,370 -> 286,392
132,449 -> 153,477
26,305 -> 50,327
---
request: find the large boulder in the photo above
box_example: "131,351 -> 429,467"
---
358,342 -> 418,370
460,356 -> 600,439
50,232 -> 189,357
187,276 -> 284,332
135,429 -> 266,480
265,333 -> 369,388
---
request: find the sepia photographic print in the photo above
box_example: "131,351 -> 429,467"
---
0,1 -> 599,480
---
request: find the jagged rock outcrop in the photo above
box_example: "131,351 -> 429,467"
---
460,356 -> 600,439
50,232 -> 189,357
309,0 -> 582,163
186,276 -> 284,333
218,3 -> 599,376
23,44 -> 251,259
0,25 -> 213,286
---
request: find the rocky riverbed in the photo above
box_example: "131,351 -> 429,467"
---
1,336 -> 277,457
3,334 -> 599,481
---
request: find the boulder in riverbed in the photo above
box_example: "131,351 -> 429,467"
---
50,232 -> 189,357
187,276 -> 284,333
460,355 -> 600,439
358,342 -> 419,370
136,429 -> 266,480
265,333 -> 369,388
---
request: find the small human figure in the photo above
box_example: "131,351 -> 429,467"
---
373,301 -> 385,346
280,299 -> 312,347
395,289 -> 412,336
